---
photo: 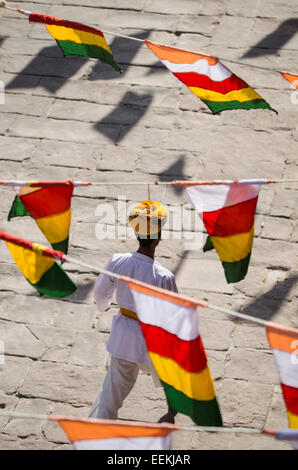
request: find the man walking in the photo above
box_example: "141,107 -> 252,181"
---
89,200 -> 178,423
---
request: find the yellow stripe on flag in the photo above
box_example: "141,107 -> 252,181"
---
210,226 -> 254,263
6,242 -> 54,284
288,411 -> 298,428
149,352 -> 216,401
46,25 -> 111,53
35,208 -> 71,244
189,86 -> 263,103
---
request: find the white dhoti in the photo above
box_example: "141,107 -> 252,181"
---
88,356 -> 161,419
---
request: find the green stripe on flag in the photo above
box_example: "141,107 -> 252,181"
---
51,237 -> 69,255
161,380 -> 222,427
203,236 -> 214,252
8,196 -> 31,221
31,261 -> 76,298
56,40 -> 122,72
202,98 -> 277,115
222,252 -> 251,283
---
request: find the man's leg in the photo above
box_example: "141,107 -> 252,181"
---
89,356 -> 139,419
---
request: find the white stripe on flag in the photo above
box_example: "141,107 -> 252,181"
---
73,434 -> 172,450
185,182 -> 262,213
130,288 -> 199,341
272,348 -> 298,389
161,58 -> 232,81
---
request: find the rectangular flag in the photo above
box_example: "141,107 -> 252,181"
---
51,416 -> 174,450
266,323 -> 298,429
145,40 -> 276,114
28,12 -> 122,72
123,277 -> 222,427
180,180 -> 266,283
8,181 -> 74,254
0,231 -> 76,298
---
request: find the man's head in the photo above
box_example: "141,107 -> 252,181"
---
129,200 -> 168,249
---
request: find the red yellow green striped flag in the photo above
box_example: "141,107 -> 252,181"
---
123,277 -> 222,427
145,40 -> 276,114
177,180 -> 266,283
0,231 -> 76,298
266,323 -> 298,429
28,12 -> 122,73
8,181 -> 74,254
50,416 -> 175,450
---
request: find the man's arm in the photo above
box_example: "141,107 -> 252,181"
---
161,273 -> 178,294
94,258 -> 116,312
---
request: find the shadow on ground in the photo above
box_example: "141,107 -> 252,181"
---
239,273 -> 298,322
242,18 -> 298,58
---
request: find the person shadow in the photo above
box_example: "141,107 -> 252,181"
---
242,18 -> 298,58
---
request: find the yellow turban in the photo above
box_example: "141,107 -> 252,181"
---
129,200 -> 168,237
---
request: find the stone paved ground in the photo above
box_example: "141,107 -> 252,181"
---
0,0 -> 297,450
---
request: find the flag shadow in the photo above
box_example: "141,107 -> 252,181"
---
158,155 -> 188,195
93,90 -> 153,143
242,18 -> 298,58
63,279 -> 95,303
88,31 -> 149,81
6,45 -> 89,93
239,273 -> 298,323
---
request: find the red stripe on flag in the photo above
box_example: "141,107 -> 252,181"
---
20,184 -> 74,219
0,231 -> 65,261
174,72 -> 249,94
203,197 -> 258,237
139,321 -> 207,373
281,383 -> 298,415
29,13 -> 104,37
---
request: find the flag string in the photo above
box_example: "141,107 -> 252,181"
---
0,410 -> 261,434
0,230 -> 295,330
0,179 -> 298,188
0,230 -> 291,329
1,1 -> 297,77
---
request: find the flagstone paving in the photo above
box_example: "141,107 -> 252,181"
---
0,0 -> 297,450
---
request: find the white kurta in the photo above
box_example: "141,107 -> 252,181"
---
94,251 -> 178,365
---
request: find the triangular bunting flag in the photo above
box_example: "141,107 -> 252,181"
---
145,40 -> 277,114
181,180 -> 266,283
124,278 -> 222,427
28,12 -> 122,73
0,231 -> 76,298
8,181 -> 74,254
266,323 -> 298,429
51,416 -> 174,450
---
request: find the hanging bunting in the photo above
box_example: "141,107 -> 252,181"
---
8,181 -> 74,254
145,40 -> 277,114
177,180 -> 266,283
27,11 -> 122,72
266,323 -> 298,429
123,277 -> 223,427
51,416 -> 174,450
0,231 -> 76,298
280,72 -> 298,89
